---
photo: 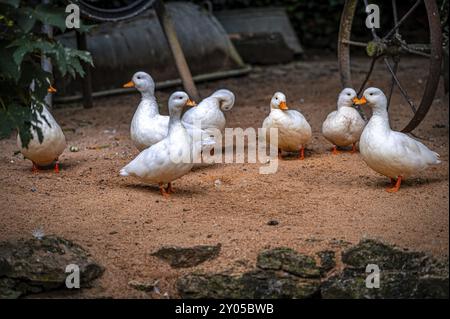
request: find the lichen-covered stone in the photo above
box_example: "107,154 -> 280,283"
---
322,239 -> 449,299
151,244 -> 221,268
317,250 -> 336,273
341,239 -> 426,271
177,269 -> 321,299
256,247 -> 321,278
0,236 -> 104,299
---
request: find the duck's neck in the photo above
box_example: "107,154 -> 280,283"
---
168,109 -> 183,134
138,92 -> 159,116
212,91 -> 232,109
369,105 -> 391,130
337,101 -> 352,110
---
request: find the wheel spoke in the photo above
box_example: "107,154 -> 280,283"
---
341,39 -> 368,48
364,0 -> 380,39
384,0 -> 422,39
392,0 -> 399,32
401,45 -> 431,58
384,57 -> 417,113
386,58 -> 399,111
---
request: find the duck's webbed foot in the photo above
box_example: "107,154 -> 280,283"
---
331,145 -> 340,155
386,176 -> 402,193
54,160 -> 60,173
351,143 -> 358,154
32,162 -> 39,173
159,183 -> 170,198
165,182 -> 175,194
299,147 -> 305,160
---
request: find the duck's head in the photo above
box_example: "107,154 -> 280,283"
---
338,88 -> 357,108
123,72 -> 155,95
211,89 -> 235,111
168,91 -> 196,116
353,87 -> 387,109
270,92 -> 288,110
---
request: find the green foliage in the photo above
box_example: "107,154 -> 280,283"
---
0,0 -> 93,147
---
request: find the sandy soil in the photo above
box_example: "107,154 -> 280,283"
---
0,56 -> 448,298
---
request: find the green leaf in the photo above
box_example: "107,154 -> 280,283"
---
0,0 -> 20,8
0,41 -> 20,81
33,4 -> 67,32
17,7 -> 36,32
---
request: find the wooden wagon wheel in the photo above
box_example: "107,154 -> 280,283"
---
338,0 -> 443,132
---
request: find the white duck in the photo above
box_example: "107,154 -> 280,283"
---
354,87 -> 441,192
262,92 -> 312,160
17,85 -> 66,172
120,91 -> 197,197
322,88 -> 366,154
123,71 -> 169,151
182,89 -> 234,142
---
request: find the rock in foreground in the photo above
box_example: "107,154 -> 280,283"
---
322,239 -> 449,299
0,236 -> 104,298
177,240 -> 448,299
177,248 -> 323,298
152,244 -> 221,268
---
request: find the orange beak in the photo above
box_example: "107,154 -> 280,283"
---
123,81 -> 135,88
353,96 -> 367,105
279,101 -> 288,110
186,99 -> 197,107
47,85 -> 57,93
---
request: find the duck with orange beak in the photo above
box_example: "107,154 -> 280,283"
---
120,91 -> 200,197
322,88 -> 366,155
17,84 -> 66,173
355,87 -> 440,192
262,92 -> 312,160
124,71 -> 171,151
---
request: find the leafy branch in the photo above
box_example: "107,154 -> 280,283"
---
0,0 -> 93,147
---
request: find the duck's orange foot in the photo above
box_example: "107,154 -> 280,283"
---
159,183 -> 170,198
54,161 -> 60,173
331,146 -> 340,155
351,143 -> 358,154
299,147 -> 305,160
165,182 -> 175,194
32,162 -> 39,173
386,176 -> 402,193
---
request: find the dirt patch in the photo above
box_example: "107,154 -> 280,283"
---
0,56 -> 448,298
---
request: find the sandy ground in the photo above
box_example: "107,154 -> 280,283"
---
0,56 -> 448,298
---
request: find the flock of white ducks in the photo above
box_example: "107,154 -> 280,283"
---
18,71 -> 441,195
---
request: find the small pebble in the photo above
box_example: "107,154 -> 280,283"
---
267,220 -> 279,226
69,146 -> 79,152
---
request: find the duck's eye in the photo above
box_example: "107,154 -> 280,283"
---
347,93 -> 351,96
